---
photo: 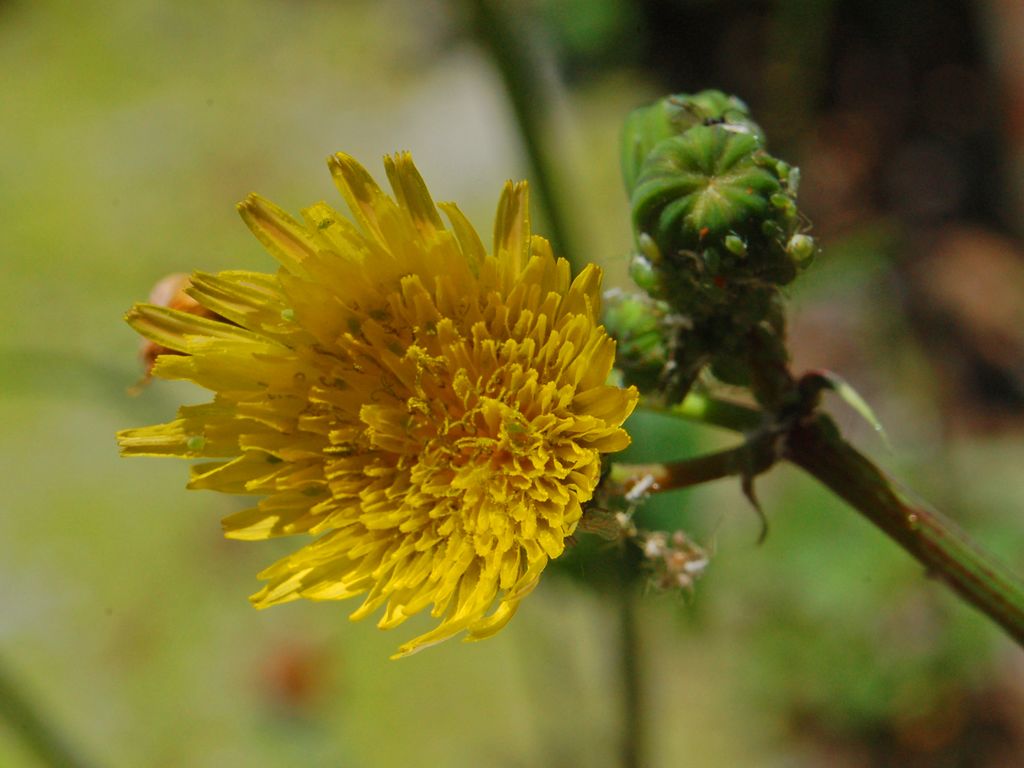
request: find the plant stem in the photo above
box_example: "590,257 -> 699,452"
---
647,392 -> 764,433
609,444 -> 749,494
466,0 -> 579,272
618,577 -> 643,768
0,658 -> 95,768
640,393 -> 1024,646
785,415 -> 1024,645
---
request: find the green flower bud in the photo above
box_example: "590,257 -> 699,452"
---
620,90 -> 762,194
619,91 -> 815,405
628,253 -> 662,296
602,291 -> 672,391
629,124 -> 805,294
786,233 -> 816,266
632,128 -> 773,254
724,234 -> 747,257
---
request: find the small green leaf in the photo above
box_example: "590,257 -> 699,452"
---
818,371 -> 891,450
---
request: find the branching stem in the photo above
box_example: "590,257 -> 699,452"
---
609,442 -> 759,495
637,395 -> 1024,646
786,415 -> 1024,645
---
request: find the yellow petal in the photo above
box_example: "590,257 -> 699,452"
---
237,193 -> 317,274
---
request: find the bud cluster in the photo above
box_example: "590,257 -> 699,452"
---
617,91 -> 815,400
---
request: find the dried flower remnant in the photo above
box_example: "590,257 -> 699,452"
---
640,530 -> 709,593
118,153 -> 637,656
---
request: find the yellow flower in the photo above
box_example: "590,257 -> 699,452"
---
118,153 -> 637,657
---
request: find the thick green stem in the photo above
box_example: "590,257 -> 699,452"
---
466,0 -> 579,272
785,415 -> 1024,645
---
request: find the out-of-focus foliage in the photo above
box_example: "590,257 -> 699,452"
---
3,0 -> 1024,766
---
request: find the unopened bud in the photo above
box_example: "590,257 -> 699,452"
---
620,90 -> 815,403
786,233 -> 816,266
603,292 -> 673,391
724,234 -> 747,257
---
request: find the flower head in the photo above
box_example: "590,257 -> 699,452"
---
118,153 -> 637,656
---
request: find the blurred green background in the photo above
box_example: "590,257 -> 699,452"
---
3,0 -> 1024,765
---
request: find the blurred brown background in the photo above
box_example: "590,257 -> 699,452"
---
2,0 -> 1024,765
